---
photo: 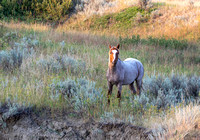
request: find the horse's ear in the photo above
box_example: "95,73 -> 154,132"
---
117,44 -> 120,49
109,45 -> 112,49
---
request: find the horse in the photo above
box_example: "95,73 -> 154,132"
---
106,44 -> 144,105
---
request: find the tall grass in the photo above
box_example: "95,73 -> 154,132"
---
148,103 -> 200,139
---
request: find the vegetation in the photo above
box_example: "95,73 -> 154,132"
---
71,6 -> 157,31
119,35 -> 193,50
0,0 -> 200,138
0,25 -> 199,114
0,0 -> 73,22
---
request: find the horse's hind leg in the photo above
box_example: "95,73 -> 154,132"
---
117,83 -> 122,107
136,79 -> 142,95
129,82 -> 136,95
107,82 -> 113,105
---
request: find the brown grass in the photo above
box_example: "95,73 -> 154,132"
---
58,3 -> 200,41
148,104 -> 200,139
2,1 -> 200,41
153,0 -> 200,7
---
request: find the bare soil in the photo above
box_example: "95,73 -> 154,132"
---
1,104 -> 199,140
0,104 -> 153,140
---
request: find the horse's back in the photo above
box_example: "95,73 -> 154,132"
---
122,58 -> 144,84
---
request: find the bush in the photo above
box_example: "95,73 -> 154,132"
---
49,78 -> 102,111
15,36 -> 39,49
33,0 -> 73,22
0,35 -> 36,71
130,74 -> 200,109
0,32 -> 19,49
138,0 -> 148,9
73,0 -> 117,16
0,0 -> 73,22
37,54 -> 86,74
0,48 -> 22,71
0,99 -> 31,129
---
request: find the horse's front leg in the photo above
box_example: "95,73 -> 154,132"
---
117,83 -> 122,106
107,82 -> 113,105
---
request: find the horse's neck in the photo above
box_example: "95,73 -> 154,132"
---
108,59 -> 122,73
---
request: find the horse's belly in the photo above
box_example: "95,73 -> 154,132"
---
122,61 -> 139,85
122,73 -> 137,85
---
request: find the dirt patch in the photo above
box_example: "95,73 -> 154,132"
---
0,114 -> 153,140
0,104 -> 153,140
1,103 -> 199,140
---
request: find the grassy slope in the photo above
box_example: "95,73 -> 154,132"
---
59,3 -> 200,41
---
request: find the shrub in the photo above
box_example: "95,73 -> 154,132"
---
16,36 -> 39,48
0,48 -> 22,71
138,0 -> 149,10
49,78 -> 102,111
50,78 -> 77,99
33,0 -> 73,22
37,54 -> 86,74
74,0 -> 117,16
150,9 -> 162,20
61,55 -> 86,73
0,35 -> 36,71
0,0 -> 73,22
0,99 -> 31,129
37,57 -> 62,73
130,74 -> 200,110
100,111 -> 135,124
0,32 -> 19,49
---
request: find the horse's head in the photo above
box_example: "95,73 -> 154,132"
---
109,44 -> 120,65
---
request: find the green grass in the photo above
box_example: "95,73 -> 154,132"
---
119,35 -> 195,50
88,6 -> 156,30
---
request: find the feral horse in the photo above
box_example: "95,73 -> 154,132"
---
106,44 -> 144,105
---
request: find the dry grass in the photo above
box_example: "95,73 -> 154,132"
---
1,0 -> 200,41
128,6 -> 200,40
148,104 -> 200,139
153,0 -> 200,7
76,0 -> 138,17
59,0 -> 200,41
2,21 -> 50,32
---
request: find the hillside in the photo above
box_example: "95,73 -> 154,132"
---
1,0 -> 200,41
60,1 -> 200,40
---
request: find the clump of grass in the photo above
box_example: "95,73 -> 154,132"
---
0,48 -> 23,71
0,98 -> 31,129
49,78 -> 103,112
133,74 -> 200,110
36,54 -> 86,74
0,35 -> 37,71
148,103 -> 200,139
75,0 -> 118,17
0,31 -> 20,50
119,35 -> 192,50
